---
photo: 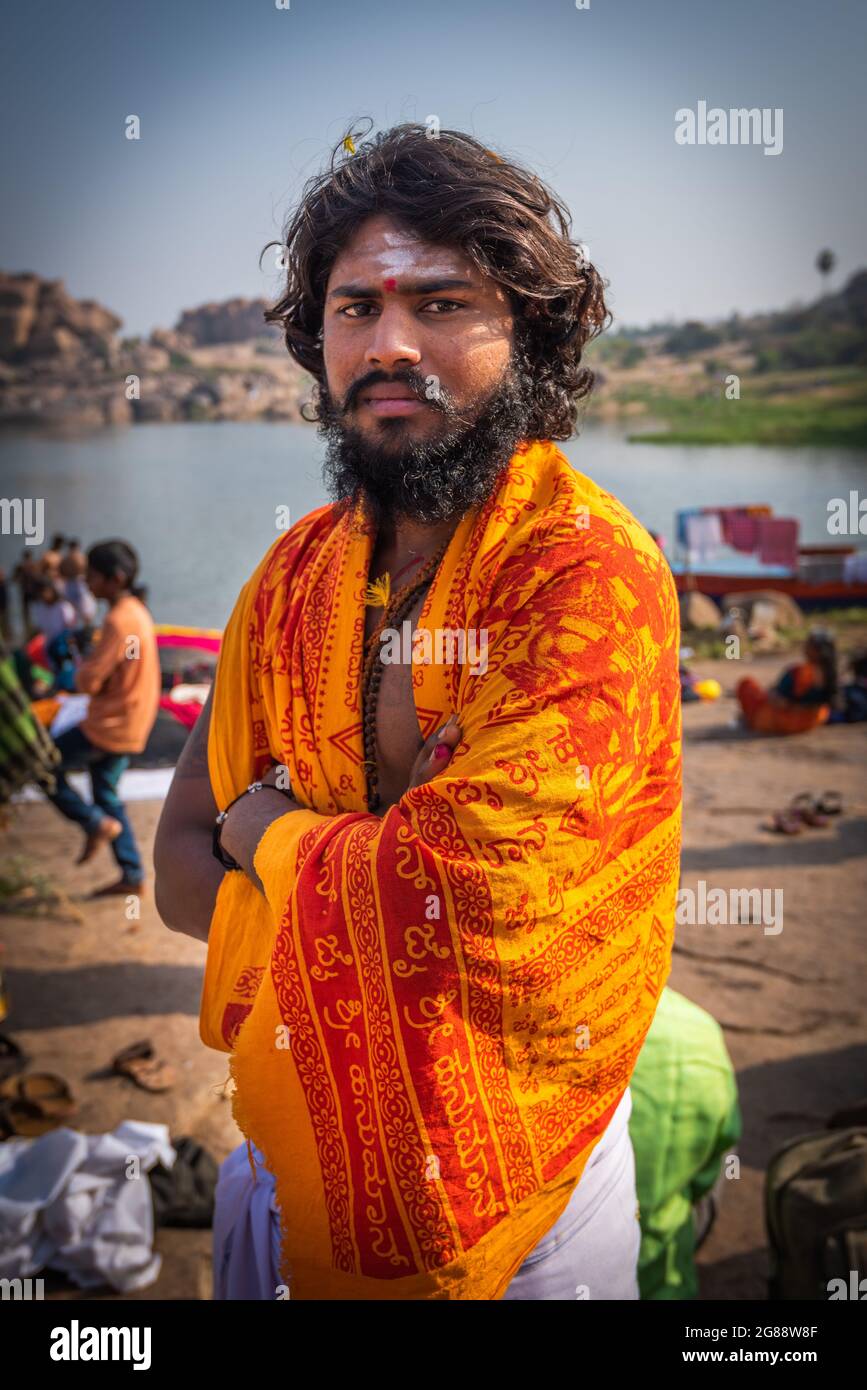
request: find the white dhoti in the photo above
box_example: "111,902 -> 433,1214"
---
213,1088 -> 640,1301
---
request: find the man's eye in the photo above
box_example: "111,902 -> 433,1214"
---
340,303 -> 377,318
421,299 -> 464,313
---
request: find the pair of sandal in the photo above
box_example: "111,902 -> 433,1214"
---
112,1039 -> 175,1093
0,1071 -> 78,1138
0,1036 -> 174,1138
770,790 -> 843,836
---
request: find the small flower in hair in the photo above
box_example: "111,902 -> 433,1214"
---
342,134 -> 357,156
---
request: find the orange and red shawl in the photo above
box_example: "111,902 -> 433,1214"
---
201,439 -> 682,1299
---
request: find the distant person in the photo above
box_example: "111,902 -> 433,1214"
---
29,580 -> 77,644
12,549 -> 40,633
65,577 -> 98,628
830,647 -> 867,724
45,540 -> 160,897
736,629 -> 838,735
39,533 -> 66,580
59,538 -> 86,580
62,539 -> 97,626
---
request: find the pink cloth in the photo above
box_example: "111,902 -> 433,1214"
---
158,695 -> 202,730
715,508 -> 740,546
756,518 -> 799,569
726,514 -> 760,553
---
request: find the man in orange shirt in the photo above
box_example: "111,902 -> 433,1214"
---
46,540 -> 160,896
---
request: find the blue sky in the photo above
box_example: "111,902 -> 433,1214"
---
2,0 -> 864,336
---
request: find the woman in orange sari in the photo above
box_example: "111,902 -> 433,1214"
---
736,631 -> 838,735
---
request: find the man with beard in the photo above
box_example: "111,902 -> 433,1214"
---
155,125 -> 682,1300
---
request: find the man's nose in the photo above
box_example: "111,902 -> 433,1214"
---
363,305 -> 422,371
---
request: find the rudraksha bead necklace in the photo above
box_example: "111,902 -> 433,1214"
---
360,538 -> 450,812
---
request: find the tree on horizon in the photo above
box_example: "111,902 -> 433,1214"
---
816,248 -> 836,296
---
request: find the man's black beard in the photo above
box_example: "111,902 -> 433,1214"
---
316,352 -> 536,526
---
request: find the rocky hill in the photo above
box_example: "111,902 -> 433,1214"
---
0,273 -> 310,430
2,267 -> 865,443
176,297 -> 280,347
0,272 -> 122,362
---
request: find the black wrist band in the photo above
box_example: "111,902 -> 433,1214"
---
212,781 -> 295,872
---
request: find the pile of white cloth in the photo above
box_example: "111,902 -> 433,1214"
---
684,512 -> 724,567
844,550 -> 867,583
0,1121 -> 175,1292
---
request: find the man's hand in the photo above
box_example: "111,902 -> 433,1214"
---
406,712 -> 462,792
219,768 -> 304,893
220,715 -> 462,891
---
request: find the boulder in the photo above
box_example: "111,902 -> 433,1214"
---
39,396 -> 110,429
183,384 -> 219,419
125,343 -> 171,373
149,326 -> 195,355
679,591 -> 722,630
103,394 -> 134,426
721,589 -> 804,632
133,396 -> 183,422
175,297 -> 278,346
0,273 -> 41,354
61,295 -> 122,340
26,324 -> 87,359
0,271 -> 121,360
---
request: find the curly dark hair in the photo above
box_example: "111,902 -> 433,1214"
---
263,123 -> 610,440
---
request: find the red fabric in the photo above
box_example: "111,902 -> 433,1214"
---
158,695 -> 202,730
726,514 -> 760,553
791,662 -> 819,699
736,676 -> 765,722
156,631 -> 222,654
25,633 -> 47,665
714,508 -> 739,546
756,518 -> 799,568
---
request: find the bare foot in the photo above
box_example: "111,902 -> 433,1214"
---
76,817 -> 123,865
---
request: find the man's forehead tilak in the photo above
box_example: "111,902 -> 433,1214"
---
329,223 -> 485,297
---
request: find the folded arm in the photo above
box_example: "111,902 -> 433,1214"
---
219,715 -> 463,890
154,688 -> 229,941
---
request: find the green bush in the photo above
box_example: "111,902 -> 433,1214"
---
664,321 -> 723,355
620,342 -> 646,368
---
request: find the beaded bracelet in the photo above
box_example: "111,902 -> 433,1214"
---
212,781 -> 295,871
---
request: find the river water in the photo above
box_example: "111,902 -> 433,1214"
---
2,420 -> 865,629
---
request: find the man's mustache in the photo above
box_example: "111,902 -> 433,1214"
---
341,368 -> 455,416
